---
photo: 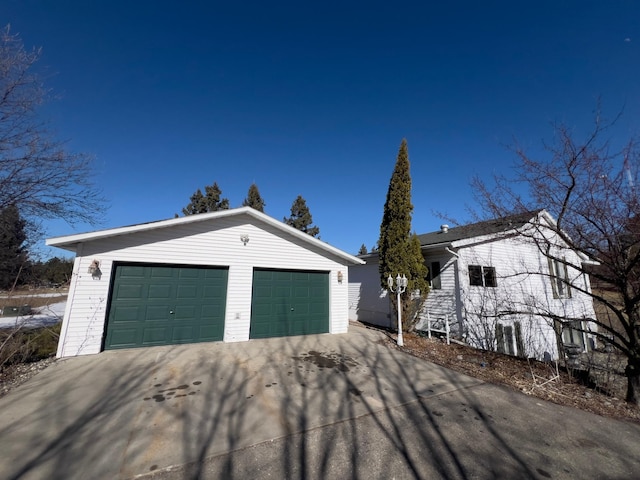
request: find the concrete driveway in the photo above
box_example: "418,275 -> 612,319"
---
0,325 -> 638,480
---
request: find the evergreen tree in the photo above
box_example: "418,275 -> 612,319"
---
284,195 -> 320,237
203,182 -> 229,211
242,183 -> 266,212
378,139 -> 429,331
181,182 -> 229,215
358,244 -> 368,255
0,205 -> 29,290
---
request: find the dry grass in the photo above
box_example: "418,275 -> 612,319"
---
375,328 -> 640,423
0,289 -> 68,311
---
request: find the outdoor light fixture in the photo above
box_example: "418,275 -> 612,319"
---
88,259 -> 102,280
240,234 -> 250,245
387,273 -> 408,346
337,271 -> 344,284
87,259 -> 100,274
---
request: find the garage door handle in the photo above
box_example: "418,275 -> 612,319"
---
290,307 -> 294,311
169,310 -> 174,314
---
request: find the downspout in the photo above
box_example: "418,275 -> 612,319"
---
445,246 -> 464,338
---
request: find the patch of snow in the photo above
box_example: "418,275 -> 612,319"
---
0,292 -> 68,299
0,301 -> 66,329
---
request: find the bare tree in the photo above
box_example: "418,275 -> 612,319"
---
0,26 -> 105,226
472,111 -> 640,405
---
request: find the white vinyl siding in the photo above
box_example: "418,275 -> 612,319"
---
57,216 -> 352,357
416,254 -> 458,334
348,258 -> 390,327
458,234 -> 596,360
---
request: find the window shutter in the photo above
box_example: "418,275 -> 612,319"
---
548,258 -> 559,298
515,321 -> 526,358
495,324 -> 505,354
563,262 -> 572,298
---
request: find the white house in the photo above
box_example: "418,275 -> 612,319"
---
349,211 -> 598,360
47,207 -> 364,358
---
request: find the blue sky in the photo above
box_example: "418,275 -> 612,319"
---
5,1 -> 640,258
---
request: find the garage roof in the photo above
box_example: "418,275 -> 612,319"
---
46,206 -> 365,265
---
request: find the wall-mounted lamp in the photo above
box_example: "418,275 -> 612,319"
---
337,271 -> 344,284
240,234 -> 250,246
88,259 -> 102,280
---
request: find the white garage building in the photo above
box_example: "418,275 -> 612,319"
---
47,207 -> 364,358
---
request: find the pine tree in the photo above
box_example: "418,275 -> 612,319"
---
378,139 -> 429,331
242,183 -> 266,212
181,182 -> 229,215
182,189 -> 206,215
284,195 -> 320,237
203,182 -> 229,211
358,244 -> 368,255
0,205 -> 29,290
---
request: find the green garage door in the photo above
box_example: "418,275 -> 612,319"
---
250,269 -> 329,339
105,264 -> 228,350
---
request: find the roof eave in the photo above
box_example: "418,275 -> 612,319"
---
46,207 -> 365,266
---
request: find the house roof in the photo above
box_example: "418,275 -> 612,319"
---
417,210 -> 543,247
46,206 -> 365,265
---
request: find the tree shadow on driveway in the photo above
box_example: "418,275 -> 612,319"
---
1,326 -> 639,480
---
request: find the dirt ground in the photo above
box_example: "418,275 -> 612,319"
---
377,327 -> 640,423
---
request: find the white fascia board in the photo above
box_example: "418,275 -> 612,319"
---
450,230 -> 517,249
46,207 -> 364,265
420,241 -> 453,250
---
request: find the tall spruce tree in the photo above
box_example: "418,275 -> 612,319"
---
284,195 -> 320,237
181,182 -> 229,215
378,139 -> 429,331
242,183 -> 266,212
0,204 -> 29,290
358,244 -> 368,255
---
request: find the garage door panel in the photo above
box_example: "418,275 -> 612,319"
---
148,284 -> 172,299
200,304 -> 225,317
109,328 -> 139,347
144,305 -> 170,321
118,266 -> 146,278
178,268 -> 200,279
150,267 -> 173,278
142,326 -> 170,344
199,324 -> 223,341
250,269 -> 328,339
293,286 -> 309,298
105,264 -> 227,350
171,326 -> 196,342
173,305 -> 196,319
109,306 -> 141,322
203,285 -> 225,298
115,284 -> 144,299
176,285 -> 198,299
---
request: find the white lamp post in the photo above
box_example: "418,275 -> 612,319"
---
387,273 -> 408,346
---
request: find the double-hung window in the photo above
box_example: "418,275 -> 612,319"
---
468,265 -> 497,287
548,258 -> 571,298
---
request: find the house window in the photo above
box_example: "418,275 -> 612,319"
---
496,323 -> 515,355
496,322 -> 525,357
469,265 -> 497,287
562,320 -> 585,348
548,258 -> 571,299
427,261 -> 441,289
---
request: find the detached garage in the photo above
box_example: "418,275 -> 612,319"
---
47,207 -> 364,358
